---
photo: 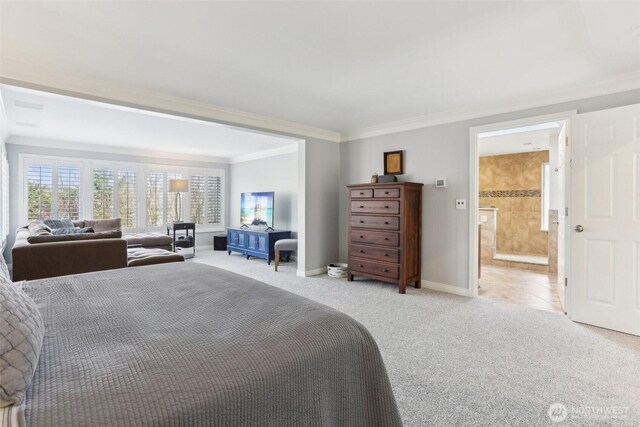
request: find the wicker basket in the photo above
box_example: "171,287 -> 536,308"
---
327,263 -> 348,278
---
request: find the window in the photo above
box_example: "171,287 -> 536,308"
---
1,151 -> 9,243
146,172 -> 165,227
57,167 -> 81,220
93,168 -> 115,220
22,154 -> 224,230
27,164 -> 53,221
26,159 -> 82,221
191,173 -> 223,225
117,171 -> 137,227
541,163 -> 550,231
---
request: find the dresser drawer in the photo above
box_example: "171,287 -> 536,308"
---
350,200 -> 400,214
350,188 -> 373,198
351,215 -> 399,230
373,188 -> 400,198
350,258 -> 399,279
351,244 -> 400,263
349,230 -> 399,247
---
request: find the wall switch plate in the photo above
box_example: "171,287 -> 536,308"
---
456,199 -> 467,210
480,215 -> 488,222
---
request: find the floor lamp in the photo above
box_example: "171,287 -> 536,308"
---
169,179 -> 189,223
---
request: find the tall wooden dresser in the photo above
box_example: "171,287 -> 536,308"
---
347,182 -> 423,293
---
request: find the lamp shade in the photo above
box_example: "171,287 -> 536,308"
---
169,179 -> 189,192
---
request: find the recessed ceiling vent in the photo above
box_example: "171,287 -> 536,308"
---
14,100 -> 44,110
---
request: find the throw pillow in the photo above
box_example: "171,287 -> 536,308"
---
0,277 -> 44,407
51,227 -> 95,235
26,222 -> 51,237
83,218 -> 122,233
43,219 -> 75,230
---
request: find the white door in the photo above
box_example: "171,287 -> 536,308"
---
571,103 -> 640,336
556,123 -> 566,311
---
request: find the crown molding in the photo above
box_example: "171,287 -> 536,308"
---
0,57 -> 342,143
7,135 -> 231,164
341,70 -> 640,141
230,144 -> 298,164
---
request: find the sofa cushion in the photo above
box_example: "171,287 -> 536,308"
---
51,227 -> 94,235
83,218 -> 121,233
0,276 -> 44,407
43,219 -> 74,230
27,230 -> 122,244
123,232 -> 173,247
27,222 -> 51,237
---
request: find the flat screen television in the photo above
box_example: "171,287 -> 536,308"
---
240,192 -> 274,228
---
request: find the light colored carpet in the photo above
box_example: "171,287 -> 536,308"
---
192,250 -> 640,426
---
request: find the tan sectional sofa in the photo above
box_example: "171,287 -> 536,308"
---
12,219 -> 127,281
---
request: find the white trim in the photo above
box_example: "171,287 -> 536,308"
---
296,266 -> 327,277
230,144 -> 298,164
3,57 -> 638,145
8,135 -> 230,164
342,71 -> 640,141
0,57 -> 342,143
468,110 -> 576,303
421,280 -> 471,297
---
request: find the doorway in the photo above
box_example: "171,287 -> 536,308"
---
468,111 -> 574,314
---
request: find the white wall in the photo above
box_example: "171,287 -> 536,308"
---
229,151 -> 298,234
339,89 -> 640,290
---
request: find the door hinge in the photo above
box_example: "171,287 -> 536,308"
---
565,278 -> 568,287
565,136 -> 569,146
565,207 -> 569,217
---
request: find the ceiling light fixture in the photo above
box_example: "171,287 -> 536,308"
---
15,121 -> 39,128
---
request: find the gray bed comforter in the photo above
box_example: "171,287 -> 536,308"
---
22,263 -> 401,426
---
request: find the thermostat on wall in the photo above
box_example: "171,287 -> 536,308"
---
435,178 -> 447,188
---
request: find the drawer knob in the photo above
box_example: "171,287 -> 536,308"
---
359,250 -> 364,253
385,191 -> 389,194
384,253 -> 389,257
383,269 -> 388,272
385,206 -> 389,209
360,205 -> 364,208
360,235 -> 364,238
359,265 -> 363,268
359,192 -> 364,195
360,220 -> 364,223
384,221 -> 389,225
384,237 -> 389,240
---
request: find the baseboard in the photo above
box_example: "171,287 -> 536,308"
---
296,267 -> 327,277
421,280 -> 471,297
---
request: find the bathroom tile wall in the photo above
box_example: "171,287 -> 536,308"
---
479,151 -> 549,256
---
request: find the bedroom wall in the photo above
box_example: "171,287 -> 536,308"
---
339,89 -> 640,292
5,141 -> 231,262
229,150 -> 298,234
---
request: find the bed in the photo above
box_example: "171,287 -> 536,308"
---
10,263 -> 401,426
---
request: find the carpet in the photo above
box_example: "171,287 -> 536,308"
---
193,250 -> 640,426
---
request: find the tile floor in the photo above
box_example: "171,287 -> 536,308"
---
479,264 -> 563,313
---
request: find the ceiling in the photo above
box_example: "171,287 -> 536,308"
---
0,85 -> 299,162
479,123 -> 561,157
0,1 -> 639,138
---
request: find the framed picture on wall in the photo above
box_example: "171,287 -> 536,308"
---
384,150 -> 404,175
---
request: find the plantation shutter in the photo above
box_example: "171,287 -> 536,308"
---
146,172 -> 165,226
57,166 -> 81,220
118,170 -> 137,227
27,164 -> 53,221
207,176 -> 222,224
93,169 -> 115,220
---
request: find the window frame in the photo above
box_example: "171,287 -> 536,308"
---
20,153 -> 225,233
